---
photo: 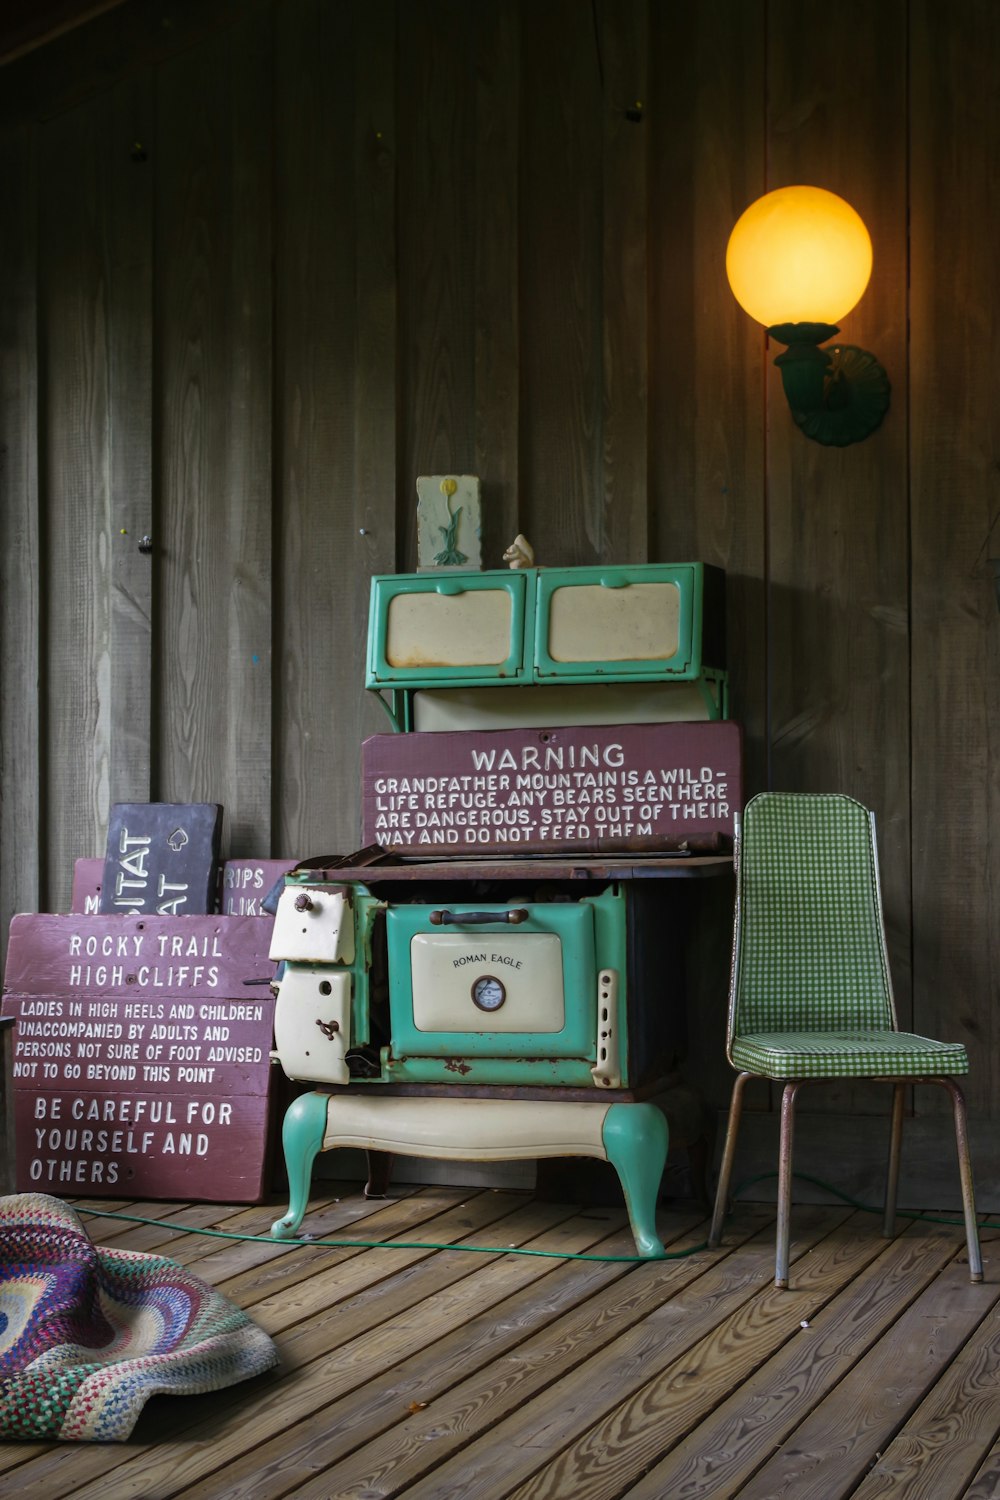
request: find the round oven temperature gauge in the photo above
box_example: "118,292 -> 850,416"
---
471,975 -> 506,1013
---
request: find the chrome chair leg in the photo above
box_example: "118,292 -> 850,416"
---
775,1081 -> 803,1288
941,1078 -> 983,1282
883,1081 -> 905,1237
708,1071 -> 750,1249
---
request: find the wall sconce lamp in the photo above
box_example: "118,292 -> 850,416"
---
726,185 -> 891,447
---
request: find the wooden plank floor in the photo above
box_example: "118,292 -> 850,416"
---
3,1183 -> 1000,1498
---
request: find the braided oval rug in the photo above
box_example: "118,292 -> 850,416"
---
0,1193 -> 278,1442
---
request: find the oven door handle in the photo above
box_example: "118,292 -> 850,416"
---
428,908 -> 529,926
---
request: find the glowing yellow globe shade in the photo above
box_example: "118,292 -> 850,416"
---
726,185 -> 873,328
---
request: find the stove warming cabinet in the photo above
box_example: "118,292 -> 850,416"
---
268,561 -> 738,1258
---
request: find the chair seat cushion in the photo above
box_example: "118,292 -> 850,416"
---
731,1029 -> 969,1080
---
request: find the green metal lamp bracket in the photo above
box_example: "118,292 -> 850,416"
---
767,321 -> 891,447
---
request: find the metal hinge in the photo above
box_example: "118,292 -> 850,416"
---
591,969 -> 622,1088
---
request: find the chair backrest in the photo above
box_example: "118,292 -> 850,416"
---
728,792 -> 896,1047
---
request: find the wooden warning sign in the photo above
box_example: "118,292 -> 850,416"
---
99,803 -> 223,916
220,860 -> 297,916
1,914 -> 276,1202
362,720 -> 742,855
77,857 -> 298,917
71,858 -> 103,914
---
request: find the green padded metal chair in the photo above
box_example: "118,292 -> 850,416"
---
708,791 -> 983,1289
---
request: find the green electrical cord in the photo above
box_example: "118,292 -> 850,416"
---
74,1172 -> 995,1264
73,1205 -> 704,1263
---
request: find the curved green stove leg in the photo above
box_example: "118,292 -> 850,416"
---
602,1101 -> 668,1259
270,1091 -> 329,1239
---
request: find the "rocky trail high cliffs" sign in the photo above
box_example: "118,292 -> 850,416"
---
1,914 -> 276,1201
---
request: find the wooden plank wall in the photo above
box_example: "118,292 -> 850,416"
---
0,122 -> 40,932
1,0 -> 998,1170
909,0 -> 1000,1120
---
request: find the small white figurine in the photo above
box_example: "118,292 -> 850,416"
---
503,534 -> 535,569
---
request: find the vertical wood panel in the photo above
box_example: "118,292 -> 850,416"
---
766,1 -> 911,1126
396,0 -> 477,572
474,0 -> 520,564
107,74 -> 154,808
910,0 -> 1000,1113
273,0 -> 396,859
0,126 -> 41,953
155,0 -> 273,856
351,1 -> 398,767
519,0 -> 603,566
648,0 -> 767,1113
649,0 -> 767,780
273,0 -> 359,857
38,98 -> 113,911
767,0 -> 911,1025
599,0 -> 648,566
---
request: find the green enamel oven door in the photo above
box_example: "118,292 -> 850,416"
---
367,570 -> 529,687
533,564 -> 702,681
383,901 -> 603,1086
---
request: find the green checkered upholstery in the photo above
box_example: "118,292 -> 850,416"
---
732,1028 -> 968,1078
729,793 -> 969,1081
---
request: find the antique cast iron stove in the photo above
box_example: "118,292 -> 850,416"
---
268,562 -> 738,1258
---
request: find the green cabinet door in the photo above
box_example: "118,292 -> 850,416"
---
533,564 -> 703,681
366,570 -> 530,687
